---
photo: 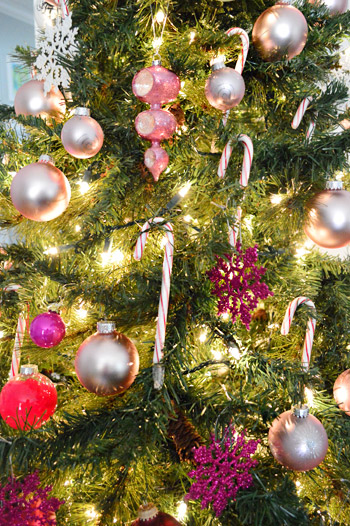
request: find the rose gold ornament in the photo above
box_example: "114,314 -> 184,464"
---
14,79 -> 66,121
205,61 -> 245,111
268,405 -> 328,471
252,4 -> 308,62
132,59 -> 180,181
334,369 -> 350,415
61,107 -> 104,159
304,181 -> 350,249
309,0 -> 348,14
75,321 -> 139,396
10,155 -> 71,222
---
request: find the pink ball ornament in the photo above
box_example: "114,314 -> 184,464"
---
144,144 -> 169,182
10,155 -> 71,222
268,405 -> 328,471
308,0 -> 348,14
0,364 -> 57,430
333,369 -> 350,415
205,61 -> 245,111
14,79 -> 66,121
132,64 -> 180,106
30,311 -> 66,348
61,107 -> 104,159
135,109 -> 177,141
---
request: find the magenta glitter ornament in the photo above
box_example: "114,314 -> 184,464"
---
10,155 -> 71,222
14,79 -> 66,121
30,312 -> 66,348
61,107 -> 104,159
132,59 -> 180,181
268,406 -> 328,471
132,64 -> 180,105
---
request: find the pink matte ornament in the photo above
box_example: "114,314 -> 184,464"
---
132,59 -> 181,181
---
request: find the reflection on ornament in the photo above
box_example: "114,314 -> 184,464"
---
334,369 -> 350,415
14,79 -> 65,121
11,155 -> 71,222
304,181 -> 350,249
75,321 -> 139,396
34,0 -> 60,31
61,107 -> 104,158
205,61 -> 245,111
252,4 -> 308,62
308,0 -> 348,15
30,311 -> 66,348
268,405 -> 328,471
131,503 -> 182,526
132,60 -> 180,181
0,364 -> 57,430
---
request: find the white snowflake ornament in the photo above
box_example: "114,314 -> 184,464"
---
35,12 -> 78,95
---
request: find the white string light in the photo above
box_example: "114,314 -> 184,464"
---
155,9 -> 166,23
178,182 -> 192,197
44,247 -> 59,256
189,31 -> 196,43
176,501 -> 188,521
199,328 -> 207,343
79,181 -> 90,194
270,194 -> 283,205
304,386 -> 314,407
75,224 -> 81,232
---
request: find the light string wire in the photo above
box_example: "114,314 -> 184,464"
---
150,0 -> 171,60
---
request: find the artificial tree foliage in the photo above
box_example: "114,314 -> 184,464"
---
0,0 -> 350,524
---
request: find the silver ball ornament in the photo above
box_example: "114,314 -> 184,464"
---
75,322 -> 140,396
205,64 -> 245,111
10,155 -> 71,222
252,4 -> 308,62
268,406 -> 328,471
309,0 -> 348,15
14,79 -> 65,121
304,182 -> 350,249
61,107 -> 104,159
334,369 -> 350,415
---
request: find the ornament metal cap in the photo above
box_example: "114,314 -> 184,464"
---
38,154 -> 54,165
293,405 -> 309,418
138,503 -> 159,521
212,60 -> 225,71
152,58 -> 162,66
74,107 -> 91,117
326,180 -> 343,191
97,321 -> 116,334
20,364 -> 39,376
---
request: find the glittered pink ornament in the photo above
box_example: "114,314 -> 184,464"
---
61,107 -> 104,159
132,59 -> 180,181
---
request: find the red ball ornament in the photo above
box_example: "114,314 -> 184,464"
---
334,369 -> 350,415
268,405 -> 328,471
0,364 -> 57,430
132,60 -> 180,181
131,503 -> 182,526
30,311 -> 66,348
61,107 -> 104,159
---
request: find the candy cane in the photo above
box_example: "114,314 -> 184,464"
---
292,96 -> 313,130
218,134 -> 253,187
306,112 -> 318,142
10,313 -> 27,378
281,296 -> 316,371
59,0 -> 69,17
134,218 -> 174,371
228,206 -> 242,248
225,28 -> 249,75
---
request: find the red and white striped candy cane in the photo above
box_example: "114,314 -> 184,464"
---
10,313 -> 27,378
218,134 -> 253,187
59,0 -> 70,17
134,218 -> 174,367
306,112 -> 318,142
225,27 -> 249,76
291,96 -> 313,130
281,296 -> 316,371
229,206 -> 242,248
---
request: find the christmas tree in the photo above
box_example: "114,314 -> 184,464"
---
0,0 -> 350,524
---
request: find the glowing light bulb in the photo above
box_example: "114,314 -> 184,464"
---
75,224 -> 81,232
111,248 -> 125,264
77,306 -> 88,319
295,480 -> 301,487
211,349 -> 223,360
295,247 -> 308,260
178,182 -> 191,197
64,479 -> 73,486
199,330 -> 207,343
152,37 -> 163,49
79,181 -> 90,194
101,251 -> 110,266
228,344 -> 241,360
270,194 -> 283,205
176,501 -> 187,521
44,247 -> 58,256
0,331 -> 5,338
211,54 -> 226,66
304,386 -> 314,407
221,312 -> 230,321
189,31 -> 196,43
86,507 -> 98,519
155,9 -> 165,23
183,214 -> 193,223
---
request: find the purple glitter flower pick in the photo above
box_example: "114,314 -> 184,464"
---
207,241 -> 273,330
186,426 -> 259,517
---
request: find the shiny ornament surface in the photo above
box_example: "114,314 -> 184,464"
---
14,79 -> 65,120
0,365 -> 57,430
75,322 -> 139,396
132,65 -> 180,105
61,108 -> 104,159
135,109 -> 177,141
252,5 -> 308,62
268,407 -> 328,471
11,156 -> 71,222
144,144 -> 169,181
30,312 -> 66,348
334,369 -> 350,415
309,0 -> 348,14
131,503 -> 182,526
304,185 -> 350,248
34,0 -> 60,30
205,66 -> 245,111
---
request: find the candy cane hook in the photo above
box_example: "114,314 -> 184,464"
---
225,28 -> 249,76
218,134 -> 253,187
281,296 -> 316,371
292,96 -> 317,141
228,206 -> 242,249
134,218 -> 174,386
